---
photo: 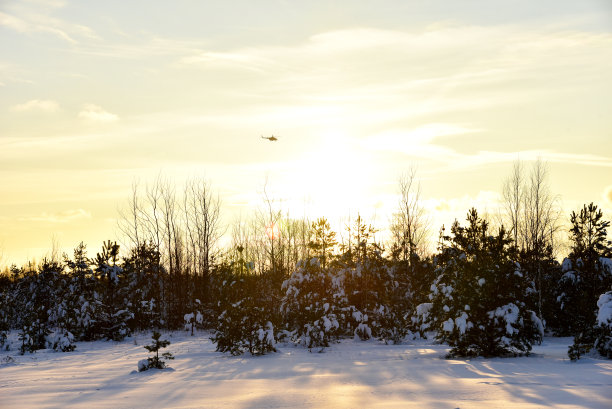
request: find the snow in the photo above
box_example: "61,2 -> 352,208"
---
137,359 -> 148,372
489,303 -> 520,336
454,312 -> 472,335
0,332 -> 611,409
561,258 -> 573,272
416,303 -> 432,316
600,257 -> 612,274
597,292 -> 612,326
443,318 -> 454,332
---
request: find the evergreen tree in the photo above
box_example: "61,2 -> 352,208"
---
211,265 -> 277,356
307,218 -> 337,269
281,258 -> 340,349
428,209 -> 542,357
95,241 -> 132,341
560,203 -> 612,359
138,331 -> 174,371
121,242 -> 164,331
64,243 -> 101,341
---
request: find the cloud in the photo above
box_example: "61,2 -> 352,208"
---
452,151 -> 612,170
24,0 -> 67,8
11,99 -> 59,112
0,4 -> 98,44
78,104 -> 119,122
361,123 -> 480,159
19,209 -> 92,224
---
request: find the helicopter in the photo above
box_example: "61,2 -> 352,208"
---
261,135 -> 278,141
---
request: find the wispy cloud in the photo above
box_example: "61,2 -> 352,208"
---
452,150 -> 612,170
78,104 -> 118,122
11,99 -> 59,112
23,0 -> 67,8
18,209 -> 92,224
0,2 -> 97,44
361,124 -> 480,157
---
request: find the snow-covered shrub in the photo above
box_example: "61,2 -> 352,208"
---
138,331 -> 174,371
375,304 -> 411,344
429,209 -> 543,357
412,302 -> 433,338
184,300 -> 204,336
249,321 -> 276,355
45,330 -> 76,352
333,245 -> 398,341
281,258 -> 341,349
569,290 -> 612,360
18,328 -> 35,355
594,291 -> 612,358
212,272 -> 277,356
213,299 -> 277,356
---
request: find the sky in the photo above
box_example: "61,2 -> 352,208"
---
1,0 -> 611,265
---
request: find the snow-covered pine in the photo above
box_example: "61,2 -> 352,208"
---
428,209 -> 543,357
563,204 -> 612,360
281,258 -> 340,349
211,268 -> 277,356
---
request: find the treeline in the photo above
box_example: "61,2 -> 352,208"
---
0,162 -> 611,360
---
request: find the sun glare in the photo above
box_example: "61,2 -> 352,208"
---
289,130 -> 376,220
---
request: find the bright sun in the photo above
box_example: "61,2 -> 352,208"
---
287,130 -> 375,221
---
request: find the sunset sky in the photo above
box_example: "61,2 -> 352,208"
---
1,0 -> 611,265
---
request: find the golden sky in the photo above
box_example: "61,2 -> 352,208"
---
1,0 -> 611,264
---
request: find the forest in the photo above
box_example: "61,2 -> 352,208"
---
1,161 -> 611,361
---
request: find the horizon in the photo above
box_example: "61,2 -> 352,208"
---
1,0 -> 612,266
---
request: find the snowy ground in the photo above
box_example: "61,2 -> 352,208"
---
1,332 -> 611,409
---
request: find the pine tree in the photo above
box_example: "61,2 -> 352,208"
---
138,331 -> 174,371
281,258 -> 340,349
307,218 -> 337,269
560,203 -> 612,359
211,265 -> 277,356
95,241 -> 132,341
428,209 -> 542,357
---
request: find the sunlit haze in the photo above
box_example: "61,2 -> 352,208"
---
1,0 -> 611,264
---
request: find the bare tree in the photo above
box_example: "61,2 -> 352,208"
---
256,180 -> 282,275
390,168 -> 431,264
183,178 -> 223,278
502,159 -> 524,249
117,181 -> 143,251
47,234 -> 62,263
523,158 -> 562,257
501,158 -> 562,321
